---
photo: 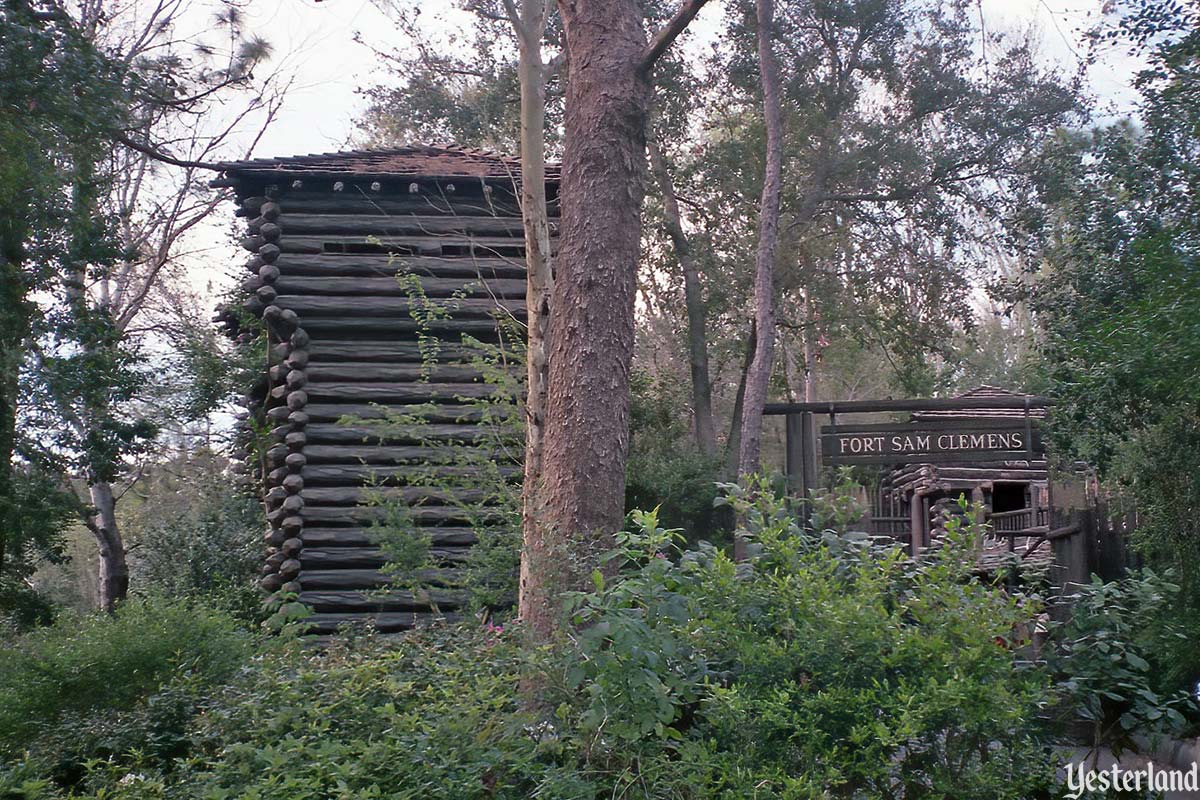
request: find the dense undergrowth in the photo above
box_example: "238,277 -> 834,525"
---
0,488 -> 1195,799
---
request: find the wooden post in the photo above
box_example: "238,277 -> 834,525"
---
909,490 -> 922,556
1049,471 -> 1094,621
785,413 -> 804,499
785,411 -> 819,528
1094,497 -> 1129,581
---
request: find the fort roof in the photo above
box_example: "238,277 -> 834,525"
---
216,144 -> 560,182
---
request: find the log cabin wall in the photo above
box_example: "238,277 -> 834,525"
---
214,147 -> 558,634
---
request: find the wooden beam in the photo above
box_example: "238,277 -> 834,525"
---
278,213 -> 534,237
271,254 -> 526,278
301,526 -> 480,548
277,234 -> 534,255
272,295 -> 527,317
300,546 -> 469,569
298,588 -> 465,612
301,422 -> 489,445
304,341 -> 480,363
302,611 -> 463,634
300,382 -> 499,403
295,317 -> 514,335
300,463 -> 520,485
300,486 -> 487,505
273,275 -> 527,298
299,403 -> 487,423
297,567 -> 462,590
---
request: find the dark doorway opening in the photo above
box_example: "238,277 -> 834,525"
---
991,482 -> 1027,514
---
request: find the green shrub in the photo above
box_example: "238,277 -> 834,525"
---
3,488 -> 1095,799
1051,570 -> 1199,751
1112,410 -> 1200,683
77,624 -> 552,800
626,369 -> 728,545
121,450 -> 263,617
562,489 -> 1059,799
0,597 -> 253,786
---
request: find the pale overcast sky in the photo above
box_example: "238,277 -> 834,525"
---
230,0 -> 1143,160
180,0 -> 1144,301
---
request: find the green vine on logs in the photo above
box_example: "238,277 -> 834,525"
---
343,259 -> 524,615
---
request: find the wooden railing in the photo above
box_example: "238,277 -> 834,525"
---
869,516 -> 912,539
988,507 -> 1049,532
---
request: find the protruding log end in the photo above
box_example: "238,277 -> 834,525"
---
286,390 -> 308,411
259,222 -> 282,242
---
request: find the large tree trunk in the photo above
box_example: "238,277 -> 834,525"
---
647,136 -> 717,456
724,319 -> 756,477
88,481 -> 128,612
0,247 -> 26,580
802,286 -> 817,402
521,0 -> 652,639
736,0 -> 785,491
512,0 -> 560,634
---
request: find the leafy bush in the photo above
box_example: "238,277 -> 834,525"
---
1051,569 -> 1199,751
24,487 -> 1184,799
563,490 -> 1059,799
626,369 -> 728,545
8,487 -> 1061,799
1112,410 -> 1200,680
121,449 -> 263,616
0,598 -> 253,787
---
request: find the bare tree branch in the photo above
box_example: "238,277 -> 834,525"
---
113,132 -> 225,171
640,0 -> 711,72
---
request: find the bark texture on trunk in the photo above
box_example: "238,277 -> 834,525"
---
736,0 -> 784,486
647,136 -> 716,456
802,287 -> 817,402
88,481 -> 128,612
725,319 -> 756,478
512,0 -> 560,633
0,247 -> 25,580
521,0 -> 651,638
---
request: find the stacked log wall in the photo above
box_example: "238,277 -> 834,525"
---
228,175 -> 553,633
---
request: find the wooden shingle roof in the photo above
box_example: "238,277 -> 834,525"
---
912,385 -> 1047,421
217,144 -> 560,181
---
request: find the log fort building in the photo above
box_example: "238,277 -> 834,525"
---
215,146 -> 558,634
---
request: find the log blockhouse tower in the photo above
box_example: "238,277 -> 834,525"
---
875,386 -> 1051,571
215,146 -> 557,633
